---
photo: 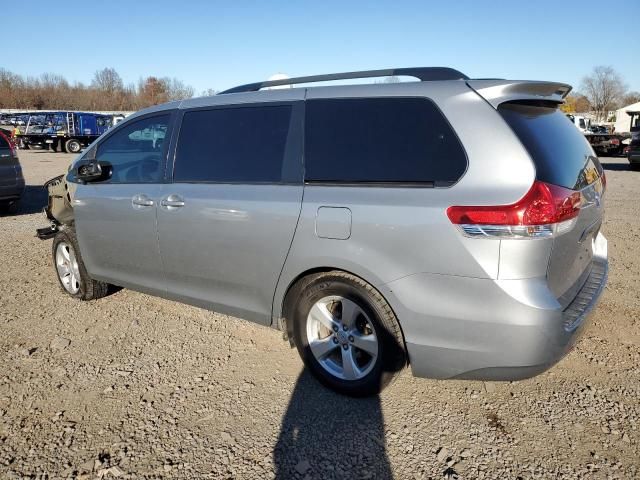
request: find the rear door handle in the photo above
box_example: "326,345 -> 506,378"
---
132,194 -> 154,207
161,194 -> 185,209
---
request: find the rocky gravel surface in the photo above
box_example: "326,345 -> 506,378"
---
1,151 -> 639,479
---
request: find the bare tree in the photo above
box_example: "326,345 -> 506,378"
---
581,66 -> 627,122
620,91 -> 640,107
160,77 -> 195,102
91,68 -> 124,95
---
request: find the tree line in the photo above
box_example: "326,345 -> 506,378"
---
1,65 -> 638,119
562,66 -> 640,122
0,67 -> 204,111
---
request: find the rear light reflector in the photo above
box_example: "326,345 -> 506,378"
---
447,181 -> 581,239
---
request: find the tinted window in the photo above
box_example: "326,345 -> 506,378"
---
174,105 -> 292,183
304,98 -> 466,184
0,134 -> 8,148
96,114 -> 170,183
499,103 -> 602,190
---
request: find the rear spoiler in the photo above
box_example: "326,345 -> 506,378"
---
466,80 -> 572,108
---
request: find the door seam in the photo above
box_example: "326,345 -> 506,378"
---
154,186 -> 169,295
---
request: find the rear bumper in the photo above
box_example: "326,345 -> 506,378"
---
383,233 -> 608,380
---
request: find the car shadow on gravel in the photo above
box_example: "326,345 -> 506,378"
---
274,369 -> 392,479
602,162 -> 633,171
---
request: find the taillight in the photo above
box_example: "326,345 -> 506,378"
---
447,181 -> 581,238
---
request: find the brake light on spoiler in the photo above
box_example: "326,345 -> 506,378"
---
447,181 -> 581,239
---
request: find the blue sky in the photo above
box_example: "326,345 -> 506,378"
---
4,0 -> 639,94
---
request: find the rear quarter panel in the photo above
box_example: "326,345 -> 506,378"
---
272,81 -> 536,323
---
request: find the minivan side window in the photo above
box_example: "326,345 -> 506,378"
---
0,134 -> 9,149
174,105 -> 292,183
96,114 -> 170,183
304,98 -> 467,185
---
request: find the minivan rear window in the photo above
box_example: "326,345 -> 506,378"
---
499,103 -> 603,190
304,98 -> 467,185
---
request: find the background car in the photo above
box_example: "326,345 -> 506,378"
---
0,130 -> 25,213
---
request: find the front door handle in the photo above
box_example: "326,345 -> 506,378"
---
132,194 -> 154,207
161,194 -> 185,209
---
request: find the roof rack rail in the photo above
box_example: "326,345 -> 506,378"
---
219,67 -> 469,94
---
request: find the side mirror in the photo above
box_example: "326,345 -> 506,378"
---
76,161 -> 104,183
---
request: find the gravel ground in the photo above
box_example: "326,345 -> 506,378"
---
0,150 -> 639,479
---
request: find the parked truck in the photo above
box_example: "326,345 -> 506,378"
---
627,111 -> 640,170
18,111 -> 114,153
566,114 -> 627,156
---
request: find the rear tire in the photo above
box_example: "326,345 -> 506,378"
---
52,227 -> 109,300
291,271 -> 406,397
65,139 -> 82,154
630,162 -> 640,171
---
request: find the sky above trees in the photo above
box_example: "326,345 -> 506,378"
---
1,0 -> 638,95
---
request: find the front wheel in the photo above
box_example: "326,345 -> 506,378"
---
291,271 -> 406,397
52,228 -> 109,300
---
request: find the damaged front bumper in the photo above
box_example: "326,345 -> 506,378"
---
36,174 -> 74,240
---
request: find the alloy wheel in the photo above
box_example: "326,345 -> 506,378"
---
306,295 -> 379,380
55,241 -> 81,294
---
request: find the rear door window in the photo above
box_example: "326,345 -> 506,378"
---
0,134 -> 9,149
499,103 -> 603,190
304,98 -> 467,185
174,105 -> 293,183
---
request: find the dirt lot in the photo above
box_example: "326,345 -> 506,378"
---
0,150 -> 639,479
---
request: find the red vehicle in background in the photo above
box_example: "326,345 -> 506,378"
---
0,126 -> 16,147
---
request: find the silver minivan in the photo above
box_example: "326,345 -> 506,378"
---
39,68 -> 608,396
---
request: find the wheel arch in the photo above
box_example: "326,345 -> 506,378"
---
275,266 -> 407,355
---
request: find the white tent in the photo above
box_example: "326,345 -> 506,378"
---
614,101 -> 640,133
